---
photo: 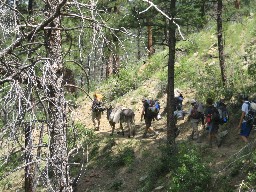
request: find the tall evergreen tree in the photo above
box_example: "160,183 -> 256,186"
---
217,0 -> 226,86
166,0 -> 177,152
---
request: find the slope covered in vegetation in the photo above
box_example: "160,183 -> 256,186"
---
1,4 -> 256,192
70,15 -> 256,192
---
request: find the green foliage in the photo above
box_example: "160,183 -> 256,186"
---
168,144 -> 211,192
110,179 -> 123,191
0,152 -> 23,179
101,54 -> 168,101
68,123 -> 97,179
67,123 -> 95,150
104,67 -> 139,101
106,146 -> 135,169
144,51 -> 168,79
176,39 -> 199,55
139,144 -> 211,192
239,151 -> 256,191
119,147 -> 135,166
214,175 -> 236,192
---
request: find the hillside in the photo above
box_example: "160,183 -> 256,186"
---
68,15 -> 256,191
1,1 -> 256,192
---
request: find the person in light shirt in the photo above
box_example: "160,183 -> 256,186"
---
236,95 -> 253,143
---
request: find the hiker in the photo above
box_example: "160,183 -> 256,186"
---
174,93 -> 184,111
204,98 -> 220,147
187,99 -> 204,141
91,93 -> 104,131
140,98 -> 159,138
236,95 -> 254,143
215,99 -> 229,125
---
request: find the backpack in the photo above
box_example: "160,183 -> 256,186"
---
206,106 -> 220,124
190,104 -> 201,119
146,99 -> 160,116
92,100 -> 105,112
216,102 -> 229,125
244,102 -> 256,125
174,96 -> 183,111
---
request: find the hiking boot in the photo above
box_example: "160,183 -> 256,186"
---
94,127 -> 99,131
142,133 -> 147,138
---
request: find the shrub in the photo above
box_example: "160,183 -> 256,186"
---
167,144 -> 211,192
114,147 -> 135,167
139,143 -> 211,192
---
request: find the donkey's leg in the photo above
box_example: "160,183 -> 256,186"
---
120,122 -> 124,136
110,122 -> 115,136
131,115 -> 135,137
127,121 -> 131,138
131,121 -> 135,137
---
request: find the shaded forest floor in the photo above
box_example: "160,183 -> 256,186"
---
72,84 -> 256,192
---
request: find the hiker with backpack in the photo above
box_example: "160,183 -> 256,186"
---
215,99 -> 229,125
91,93 -> 105,131
174,92 -> 184,111
204,98 -> 220,147
236,95 -> 255,143
187,99 -> 204,141
140,98 -> 159,138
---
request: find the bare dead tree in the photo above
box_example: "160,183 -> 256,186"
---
0,0 -> 140,191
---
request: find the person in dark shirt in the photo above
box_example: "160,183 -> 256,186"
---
140,98 -> 159,138
91,93 -> 103,131
204,98 -> 219,147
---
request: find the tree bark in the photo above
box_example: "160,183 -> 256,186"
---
137,27 -> 141,60
147,23 -> 154,57
28,0 -> 33,15
44,0 -> 72,191
25,124 -> 35,192
217,0 -> 226,87
234,0 -> 240,9
166,0 -> 177,152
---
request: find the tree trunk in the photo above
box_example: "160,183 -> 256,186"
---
112,53 -> 120,74
106,53 -> 112,78
167,0 -> 177,152
44,0 -> 72,191
25,123 -> 35,192
234,0 -> 240,9
28,0 -> 33,15
137,27 -> 141,60
147,23 -> 154,57
217,0 -> 226,87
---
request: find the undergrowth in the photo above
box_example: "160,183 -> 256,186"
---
139,143 -> 211,192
